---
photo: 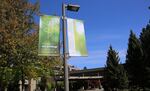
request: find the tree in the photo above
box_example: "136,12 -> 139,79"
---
83,66 -> 87,70
0,0 -> 40,90
0,0 -> 63,90
140,23 -> 150,88
105,46 -> 128,90
126,31 -> 144,89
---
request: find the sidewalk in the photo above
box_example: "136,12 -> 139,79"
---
78,88 -> 104,91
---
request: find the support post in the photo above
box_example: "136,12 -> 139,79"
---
62,3 -> 69,91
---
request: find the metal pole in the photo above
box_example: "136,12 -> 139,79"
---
62,3 -> 69,91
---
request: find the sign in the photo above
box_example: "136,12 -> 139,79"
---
38,15 -> 60,56
67,18 -> 88,56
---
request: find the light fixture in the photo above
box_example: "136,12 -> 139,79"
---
67,4 -> 80,12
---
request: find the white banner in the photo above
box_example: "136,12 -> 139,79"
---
67,18 -> 88,56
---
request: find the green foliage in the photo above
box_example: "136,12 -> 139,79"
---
140,24 -> 150,88
105,46 -> 128,90
0,0 -> 40,90
38,76 -> 55,91
118,65 -> 129,89
126,31 -> 144,88
0,0 -> 62,90
125,23 -> 150,89
0,67 -> 14,90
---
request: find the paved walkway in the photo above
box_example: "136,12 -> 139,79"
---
85,89 -> 104,91
78,88 -> 104,91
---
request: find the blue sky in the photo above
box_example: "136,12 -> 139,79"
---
32,0 -> 150,69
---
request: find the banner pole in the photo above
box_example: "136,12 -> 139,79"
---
62,3 -> 69,91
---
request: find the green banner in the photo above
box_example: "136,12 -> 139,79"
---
38,15 -> 60,56
67,18 -> 88,56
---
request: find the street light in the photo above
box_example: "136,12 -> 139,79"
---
67,4 -> 80,12
62,3 -> 80,91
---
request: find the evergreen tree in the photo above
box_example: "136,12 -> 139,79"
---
118,65 -> 129,89
140,24 -> 150,88
126,31 -> 144,89
105,46 -> 128,90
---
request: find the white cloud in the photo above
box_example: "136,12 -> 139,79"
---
118,49 -> 127,63
119,49 -> 126,58
97,34 -> 126,40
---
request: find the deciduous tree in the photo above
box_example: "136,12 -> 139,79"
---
0,0 -> 63,90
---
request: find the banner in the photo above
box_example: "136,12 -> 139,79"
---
38,15 -> 60,56
67,18 -> 88,56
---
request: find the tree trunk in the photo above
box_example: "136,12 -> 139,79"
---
28,79 -> 31,91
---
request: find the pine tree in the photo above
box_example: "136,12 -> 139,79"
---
140,24 -> 150,88
105,46 -> 128,90
118,65 -> 129,89
126,31 -> 144,89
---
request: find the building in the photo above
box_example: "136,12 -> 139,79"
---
55,66 -> 105,91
